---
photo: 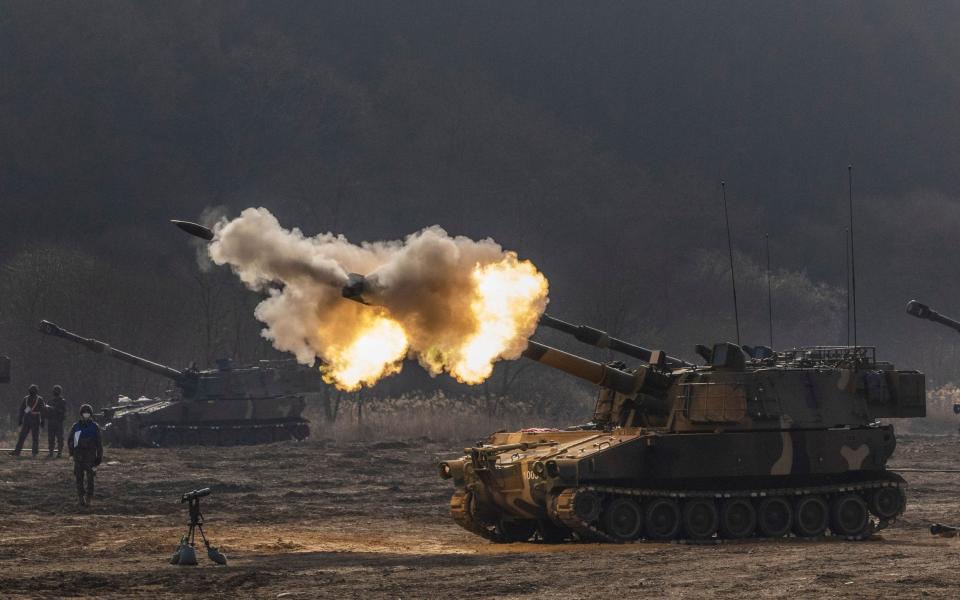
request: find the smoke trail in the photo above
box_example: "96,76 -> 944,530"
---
208,207 -> 549,389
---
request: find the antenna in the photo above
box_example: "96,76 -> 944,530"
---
848,165 -> 858,347
845,227 -> 851,346
721,181 -> 741,345
765,233 -> 773,348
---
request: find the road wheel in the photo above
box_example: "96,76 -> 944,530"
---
572,490 -> 602,523
644,498 -> 681,541
792,495 -> 828,537
830,494 -> 870,538
602,498 -> 644,542
682,498 -> 719,540
869,487 -> 905,520
255,427 -> 274,445
757,497 -> 792,538
161,430 -> 182,447
148,429 -> 164,447
719,498 -> 756,539
219,428 -> 239,446
181,430 -> 199,447
292,423 -> 310,441
240,428 -> 258,445
199,429 -> 220,446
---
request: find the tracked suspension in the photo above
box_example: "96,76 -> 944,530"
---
451,478 -> 905,544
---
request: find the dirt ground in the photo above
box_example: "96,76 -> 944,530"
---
1,434 -> 960,599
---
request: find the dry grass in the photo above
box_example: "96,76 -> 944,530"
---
304,392 -> 587,442
892,384 -> 960,434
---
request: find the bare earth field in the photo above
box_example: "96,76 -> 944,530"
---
1,434 -> 959,599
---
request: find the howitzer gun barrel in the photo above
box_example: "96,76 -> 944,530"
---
521,340 -> 639,395
906,300 -> 960,334
39,321 -> 184,380
537,313 -> 692,367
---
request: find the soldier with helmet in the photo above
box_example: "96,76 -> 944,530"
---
10,384 -> 44,456
67,404 -> 102,506
46,385 -> 67,458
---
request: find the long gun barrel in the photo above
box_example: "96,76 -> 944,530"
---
537,314 -> 692,368
39,320 -> 184,381
521,340 -> 640,395
906,300 -> 960,334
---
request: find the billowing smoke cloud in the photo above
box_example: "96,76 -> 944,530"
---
208,207 -> 549,389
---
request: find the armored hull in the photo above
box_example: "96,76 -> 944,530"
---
447,424 -> 904,543
441,319 -> 926,543
99,393 -> 310,448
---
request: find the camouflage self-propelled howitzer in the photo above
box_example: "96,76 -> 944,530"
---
439,314 -> 926,543
39,320 -> 318,447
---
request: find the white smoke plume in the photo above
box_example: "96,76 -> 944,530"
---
208,207 -> 549,390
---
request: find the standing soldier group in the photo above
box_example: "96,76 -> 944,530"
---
9,384 -> 104,506
11,384 -> 69,458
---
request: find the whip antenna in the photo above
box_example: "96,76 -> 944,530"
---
721,181 -> 741,345
848,165 -> 858,346
765,233 -> 773,348
845,227 -> 851,346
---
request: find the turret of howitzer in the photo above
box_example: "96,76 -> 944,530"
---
39,320 -> 200,395
907,300 -> 960,334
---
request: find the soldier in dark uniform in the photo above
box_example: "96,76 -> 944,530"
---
67,404 -> 103,506
10,384 -> 44,456
46,385 -> 67,458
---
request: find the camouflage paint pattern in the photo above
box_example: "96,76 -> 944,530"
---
442,326 -> 925,543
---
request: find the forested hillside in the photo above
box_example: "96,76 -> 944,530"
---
3,2 -> 959,416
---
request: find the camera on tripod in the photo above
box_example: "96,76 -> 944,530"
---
181,488 -> 211,503
170,487 -> 227,566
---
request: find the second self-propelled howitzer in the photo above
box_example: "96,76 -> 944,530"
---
441,315 -> 926,544
39,320 -> 317,447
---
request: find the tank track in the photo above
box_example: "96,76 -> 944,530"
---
450,490 -> 512,543
551,479 -> 904,544
137,421 -> 310,447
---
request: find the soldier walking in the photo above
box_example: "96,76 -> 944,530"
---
67,404 -> 102,506
46,385 -> 67,458
10,384 -> 44,456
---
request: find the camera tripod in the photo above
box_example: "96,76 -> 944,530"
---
171,489 -> 227,566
